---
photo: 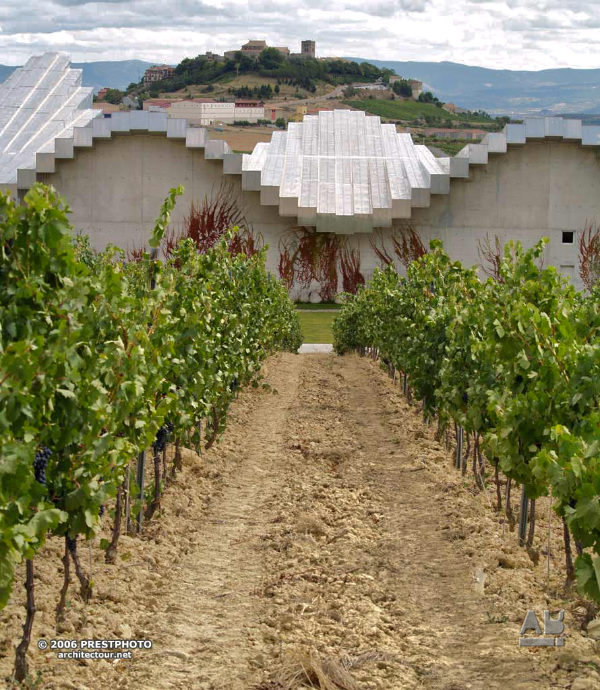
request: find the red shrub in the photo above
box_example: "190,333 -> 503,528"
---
579,221 -> 600,291
339,243 -> 365,294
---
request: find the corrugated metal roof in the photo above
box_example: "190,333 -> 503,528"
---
241,109 -> 451,233
0,52 -> 100,185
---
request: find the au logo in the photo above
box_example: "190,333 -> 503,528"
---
519,610 -> 565,647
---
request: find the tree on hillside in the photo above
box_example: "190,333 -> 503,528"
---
259,48 -> 284,70
104,88 -> 124,105
419,91 -> 444,108
392,80 -> 412,98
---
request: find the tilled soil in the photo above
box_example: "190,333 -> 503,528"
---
1,352 -> 598,690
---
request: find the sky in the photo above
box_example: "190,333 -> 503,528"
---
1,0 -> 600,71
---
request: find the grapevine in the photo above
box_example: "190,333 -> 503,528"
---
0,182 -> 302,681
334,238 -> 600,605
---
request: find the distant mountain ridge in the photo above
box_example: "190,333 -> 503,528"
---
0,59 -> 155,92
2,56 -> 600,116
347,58 -> 600,116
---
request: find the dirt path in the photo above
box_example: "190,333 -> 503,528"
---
1,352 -> 598,689
121,354 -> 302,689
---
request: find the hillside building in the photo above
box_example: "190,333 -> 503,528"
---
143,65 -> 175,84
224,39 -> 316,61
409,79 -> 424,99
3,53 -> 598,295
143,97 -> 264,125
389,76 -> 423,99
301,40 -> 316,58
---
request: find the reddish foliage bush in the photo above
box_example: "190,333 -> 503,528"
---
477,234 -> 504,283
164,182 -> 261,258
277,227 -> 343,299
278,237 -> 295,290
391,226 -> 427,269
126,245 -> 145,263
315,234 -> 339,302
369,226 -> 426,269
339,244 -> 365,294
369,230 -> 394,266
579,221 -> 600,291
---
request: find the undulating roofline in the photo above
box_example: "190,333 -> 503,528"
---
0,53 -> 100,186
3,53 -> 600,234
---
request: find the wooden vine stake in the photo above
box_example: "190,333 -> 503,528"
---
67,536 -> 92,602
518,485 -> 529,547
13,560 -> 35,683
563,517 -> 576,585
136,449 -> 146,533
105,485 -> 124,564
56,537 -> 71,624
145,446 -> 162,521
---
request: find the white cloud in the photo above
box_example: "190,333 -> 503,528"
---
0,0 -> 599,69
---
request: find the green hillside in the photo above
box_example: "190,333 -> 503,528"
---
131,51 -> 393,96
345,99 -> 505,127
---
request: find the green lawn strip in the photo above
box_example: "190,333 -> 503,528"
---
295,302 -> 341,311
297,311 -> 337,343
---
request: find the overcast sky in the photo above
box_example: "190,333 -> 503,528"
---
1,0 -> 599,71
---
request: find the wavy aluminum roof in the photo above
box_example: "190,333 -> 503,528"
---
242,110 -> 454,233
0,52 -> 100,185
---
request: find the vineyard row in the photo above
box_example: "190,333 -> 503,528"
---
0,184 -> 302,683
333,238 -> 600,607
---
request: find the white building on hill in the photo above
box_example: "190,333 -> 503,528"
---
143,99 -> 264,125
2,53 -> 598,292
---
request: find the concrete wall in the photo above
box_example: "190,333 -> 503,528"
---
354,140 -> 600,290
41,133 -> 290,271
41,134 -> 600,294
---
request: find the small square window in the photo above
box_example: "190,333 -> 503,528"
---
562,231 -> 574,244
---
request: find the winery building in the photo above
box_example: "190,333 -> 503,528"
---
2,53 -> 599,292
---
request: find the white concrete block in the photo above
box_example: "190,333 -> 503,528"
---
128,111 -> 149,130
17,166 -> 36,189
485,132 -> 507,153
73,125 -> 93,147
298,205 -> 317,226
205,139 -> 226,159
391,197 -> 412,218
279,195 -> 298,217
185,127 -> 206,148
92,117 -> 112,138
166,118 -> 187,139
109,113 -> 132,133
581,126 -> 600,146
260,186 -> 280,206
467,144 -> 489,165
36,151 -> 55,173
563,119 -> 583,141
505,124 -> 526,144
545,117 -> 564,138
222,153 -> 242,174
525,118 -> 545,138
449,157 -> 470,178
241,169 -> 262,191
410,188 -> 431,208
54,137 -> 74,159
148,112 -> 168,132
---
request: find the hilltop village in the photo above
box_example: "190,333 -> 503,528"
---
92,38 -> 507,156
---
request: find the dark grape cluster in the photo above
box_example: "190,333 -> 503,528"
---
33,447 -> 52,485
99,505 -> 105,517
153,421 -> 174,453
